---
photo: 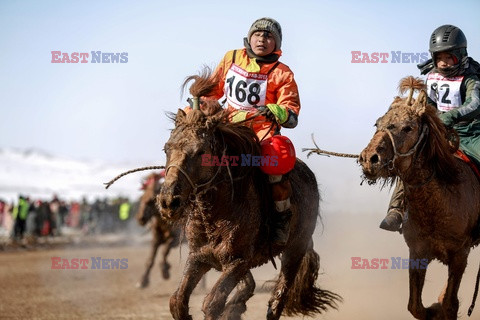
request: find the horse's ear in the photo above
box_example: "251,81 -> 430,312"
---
175,109 -> 186,126
413,90 -> 428,115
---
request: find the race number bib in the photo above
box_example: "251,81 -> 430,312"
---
427,73 -> 463,112
224,64 -> 267,110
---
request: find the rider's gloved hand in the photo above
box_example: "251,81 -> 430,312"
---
255,104 -> 288,124
255,105 -> 276,122
439,111 -> 455,128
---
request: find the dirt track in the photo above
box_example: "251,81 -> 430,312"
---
1,213 -> 480,319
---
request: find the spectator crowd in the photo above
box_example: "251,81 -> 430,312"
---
0,194 -> 135,243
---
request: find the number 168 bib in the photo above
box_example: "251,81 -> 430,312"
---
224,64 -> 268,111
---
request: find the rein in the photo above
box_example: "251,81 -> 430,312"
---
230,109 -> 278,142
104,166 -> 165,189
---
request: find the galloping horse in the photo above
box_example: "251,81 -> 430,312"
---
157,68 -> 340,320
135,172 -> 181,288
359,76 -> 480,320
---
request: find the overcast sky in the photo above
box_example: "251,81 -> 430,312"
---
1,0 -> 479,208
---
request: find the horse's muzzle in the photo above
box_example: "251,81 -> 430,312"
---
359,130 -> 394,180
157,191 -> 182,220
359,147 -> 384,180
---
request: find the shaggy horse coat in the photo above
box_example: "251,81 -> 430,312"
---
360,76 -> 480,320
157,69 -> 340,320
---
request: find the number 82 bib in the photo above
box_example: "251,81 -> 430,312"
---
427,73 -> 463,112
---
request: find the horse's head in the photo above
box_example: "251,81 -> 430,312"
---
359,76 -> 457,185
136,171 -> 164,226
157,108 -> 224,220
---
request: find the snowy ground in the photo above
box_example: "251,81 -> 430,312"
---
0,147 -> 158,203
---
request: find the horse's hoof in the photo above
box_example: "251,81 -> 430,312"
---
162,263 -> 171,279
136,278 -> 149,289
266,306 -> 273,318
266,308 -> 276,320
266,302 -> 279,320
426,303 -> 446,320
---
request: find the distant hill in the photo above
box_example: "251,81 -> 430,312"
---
0,148 -> 156,203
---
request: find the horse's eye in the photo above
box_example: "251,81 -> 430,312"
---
387,124 -> 395,130
402,126 -> 412,133
194,150 -> 205,158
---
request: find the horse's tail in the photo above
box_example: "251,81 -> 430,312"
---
283,246 -> 342,316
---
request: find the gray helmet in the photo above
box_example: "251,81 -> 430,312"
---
429,25 -> 467,64
429,25 -> 467,53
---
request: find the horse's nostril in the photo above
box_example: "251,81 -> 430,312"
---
160,195 -> 181,212
359,154 -> 365,163
160,198 -> 168,209
170,197 -> 181,210
370,154 -> 379,164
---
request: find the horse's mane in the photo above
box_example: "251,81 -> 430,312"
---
391,76 -> 460,185
182,66 -> 223,116
183,66 -> 219,98
419,103 -> 460,184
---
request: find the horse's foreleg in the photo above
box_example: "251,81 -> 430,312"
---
159,235 -> 176,279
408,251 -> 428,319
437,252 -> 468,320
170,254 -> 210,320
136,236 -> 161,288
202,261 -> 249,320
220,271 -> 255,320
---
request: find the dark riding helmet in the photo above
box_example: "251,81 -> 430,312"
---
429,25 -> 468,65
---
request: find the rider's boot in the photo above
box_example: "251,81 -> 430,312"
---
380,181 -> 405,232
270,175 -> 292,246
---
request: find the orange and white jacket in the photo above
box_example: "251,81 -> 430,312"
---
209,48 -> 300,139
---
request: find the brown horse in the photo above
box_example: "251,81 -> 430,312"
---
157,69 -> 340,320
135,171 -> 181,289
359,76 -> 480,320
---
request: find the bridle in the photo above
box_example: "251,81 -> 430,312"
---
382,123 -> 434,188
165,156 -> 223,197
165,162 -> 223,196
382,124 -> 429,172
